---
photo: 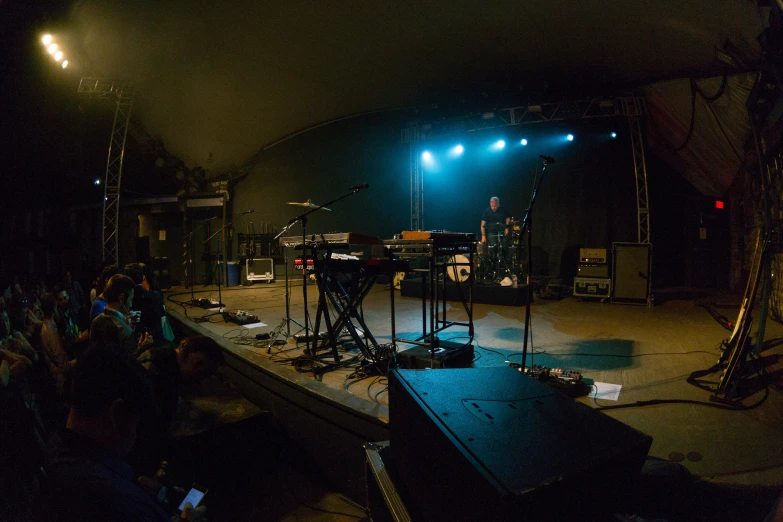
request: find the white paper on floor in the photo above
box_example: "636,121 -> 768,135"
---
242,322 -> 267,328
592,382 -> 623,401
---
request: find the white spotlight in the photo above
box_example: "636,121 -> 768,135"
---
422,151 -> 433,162
47,43 -> 58,54
61,60 -> 69,69
42,34 -> 52,45
449,144 -> 464,157
611,132 -> 617,138
54,51 -> 63,62
490,140 -> 506,151
520,139 -> 528,146
94,179 -> 101,185
566,134 -> 574,142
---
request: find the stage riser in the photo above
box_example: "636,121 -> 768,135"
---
399,278 -> 529,306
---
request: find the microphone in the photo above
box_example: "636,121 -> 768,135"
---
350,183 -> 370,191
240,210 -> 255,215
539,155 -> 556,163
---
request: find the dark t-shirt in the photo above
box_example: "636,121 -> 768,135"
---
481,207 -> 510,233
131,286 -> 164,343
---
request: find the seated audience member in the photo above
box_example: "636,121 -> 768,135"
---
124,263 -> 165,344
89,264 -> 121,322
132,336 -> 224,473
42,344 -> 171,521
39,293 -> 75,395
90,274 -> 152,356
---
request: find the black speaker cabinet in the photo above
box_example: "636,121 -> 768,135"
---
389,368 -> 652,521
612,242 -> 651,304
150,257 -> 171,290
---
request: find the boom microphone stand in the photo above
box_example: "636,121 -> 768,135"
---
203,210 -> 255,313
186,216 -> 217,307
519,156 -> 554,370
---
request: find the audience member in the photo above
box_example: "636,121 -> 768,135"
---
90,264 -> 121,322
132,336 -> 224,474
90,274 -> 152,356
124,263 -> 165,344
54,287 -> 87,350
42,343 -> 171,521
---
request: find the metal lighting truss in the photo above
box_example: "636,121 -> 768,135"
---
403,96 -> 651,244
78,77 -> 136,265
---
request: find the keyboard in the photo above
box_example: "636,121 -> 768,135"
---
280,232 -> 380,248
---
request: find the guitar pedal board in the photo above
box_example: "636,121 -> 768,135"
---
223,310 -> 260,325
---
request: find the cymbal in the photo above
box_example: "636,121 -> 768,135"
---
287,199 -> 331,211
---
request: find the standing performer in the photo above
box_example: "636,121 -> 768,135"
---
480,197 -> 510,245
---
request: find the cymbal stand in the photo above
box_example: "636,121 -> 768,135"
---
274,185 -> 367,355
282,245 -> 304,337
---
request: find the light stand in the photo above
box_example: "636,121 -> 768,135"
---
519,156 -> 554,370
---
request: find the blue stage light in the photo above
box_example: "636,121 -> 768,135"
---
611,132 -> 617,138
520,139 -> 528,146
566,134 -> 574,142
422,151 -> 433,161
490,140 -> 506,151
450,144 -> 464,156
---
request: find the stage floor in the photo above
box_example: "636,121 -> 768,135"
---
164,279 -> 783,503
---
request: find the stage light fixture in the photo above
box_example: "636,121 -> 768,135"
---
42,34 -> 52,45
490,140 -> 506,151
54,51 -> 63,61
47,43 -> 58,54
61,60 -> 69,69
94,179 -> 101,185
449,144 -> 464,157
566,134 -> 574,142
611,132 -> 617,138
520,139 -> 528,146
422,151 -> 433,162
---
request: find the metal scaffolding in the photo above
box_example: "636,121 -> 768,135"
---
78,77 -> 136,265
403,96 -> 651,243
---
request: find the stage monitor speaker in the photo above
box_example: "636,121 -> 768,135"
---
150,257 -> 171,290
612,242 -> 651,304
389,367 -> 652,521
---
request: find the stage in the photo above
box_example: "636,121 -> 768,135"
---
164,280 -> 783,517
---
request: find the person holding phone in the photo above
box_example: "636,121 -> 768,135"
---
42,343 -> 171,521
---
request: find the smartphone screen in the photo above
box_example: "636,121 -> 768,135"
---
178,486 -> 206,512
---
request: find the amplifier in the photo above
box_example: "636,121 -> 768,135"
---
293,258 -> 315,271
577,264 -> 609,278
574,277 -> 611,298
579,248 -> 607,264
246,258 -> 274,282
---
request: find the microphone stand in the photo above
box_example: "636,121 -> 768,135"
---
204,212 -> 253,313
519,157 -> 553,371
186,217 -> 217,307
274,186 -> 367,355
